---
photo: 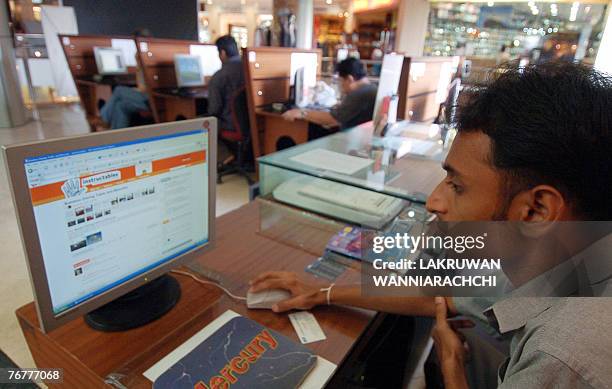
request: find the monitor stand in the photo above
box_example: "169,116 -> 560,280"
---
84,274 -> 181,332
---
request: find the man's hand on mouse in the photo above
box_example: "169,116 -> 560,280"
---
249,271 -> 325,312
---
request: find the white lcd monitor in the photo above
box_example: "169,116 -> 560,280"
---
290,52 -> 318,88
373,53 -> 405,125
93,46 -> 128,75
174,54 -> 204,88
294,67 -> 308,108
3,118 -> 217,332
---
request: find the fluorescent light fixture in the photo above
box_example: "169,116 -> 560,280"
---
569,2 -> 579,21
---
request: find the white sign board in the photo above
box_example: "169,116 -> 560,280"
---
41,6 -> 78,98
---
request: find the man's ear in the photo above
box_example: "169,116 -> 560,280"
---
510,185 -> 567,222
346,75 -> 355,84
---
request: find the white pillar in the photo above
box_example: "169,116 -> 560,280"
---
0,3 -> 27,127
245,4 -> 258,47
344,2 -> 355,34
207,4 -> 222,42
296,0 -> 313,49
395,0 -> 431,56
595,1 -> 612,75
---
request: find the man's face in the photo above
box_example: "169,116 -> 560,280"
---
426,131 -> 508,221
218,49 -> 227,62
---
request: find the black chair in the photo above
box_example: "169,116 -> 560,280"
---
218,87 -> 254,185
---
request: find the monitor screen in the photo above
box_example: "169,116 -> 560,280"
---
175,54 -> 204,87
94,47 -> 127,75
290,52 -> 318,87
23,129 -> 210,316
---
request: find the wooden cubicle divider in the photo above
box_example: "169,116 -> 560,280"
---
135,37 -> 215,123
242,47 -> 322,165
59,34 -> 138,129
397,56 -> 460,123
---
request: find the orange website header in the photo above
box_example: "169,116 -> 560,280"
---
30,150 -> 206,206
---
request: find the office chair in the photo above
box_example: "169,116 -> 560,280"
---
130,110 -> 155,127
218,87 -> 254,185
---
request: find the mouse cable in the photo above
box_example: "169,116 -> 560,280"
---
171,269 -> 247,301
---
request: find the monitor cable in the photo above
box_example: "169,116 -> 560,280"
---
171,269 -> 247,301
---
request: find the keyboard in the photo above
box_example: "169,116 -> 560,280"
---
299,180 -> 398,217
273,176 -> 405,229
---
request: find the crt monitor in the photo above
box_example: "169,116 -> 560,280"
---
93,46 -> 128,75
3,118 -> 217,332
174,54 -> 204,88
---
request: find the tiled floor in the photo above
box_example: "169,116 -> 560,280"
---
0,105 -> 249,369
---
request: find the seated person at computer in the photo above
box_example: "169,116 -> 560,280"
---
282,57 -> 377,130
93,30 -> 150,131
207,35 -> 244,134
207,35 -> 245,166
250,62 -> 612,388
96,82 -> 149,130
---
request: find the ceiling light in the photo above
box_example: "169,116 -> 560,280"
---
326,0 -> 332,4
569,2 -> 579,21
487,1 -> 494,6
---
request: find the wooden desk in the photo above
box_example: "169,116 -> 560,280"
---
255,109 -> 309,155
58,34 -> 140,130
135,37 -> 216,124
16,201 -> 376,388
242,47 -> 322,168
152,89 -> 208,122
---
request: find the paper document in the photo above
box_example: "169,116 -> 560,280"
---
111,39 -> 137,67
290,148 -> 373,175
143,309 -> 337,388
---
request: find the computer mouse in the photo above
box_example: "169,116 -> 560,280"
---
246,289 -> 291,310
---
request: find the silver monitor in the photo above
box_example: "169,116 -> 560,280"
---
3,118 -> 217,332
174,54 -> 204,88
93,46 -> 128,75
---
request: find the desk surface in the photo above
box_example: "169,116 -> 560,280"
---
153,87 -> 208,100
76,75 -> 137,88
16,201 -> 374,388
255,108 -> 291,118
259,121 -> 446,203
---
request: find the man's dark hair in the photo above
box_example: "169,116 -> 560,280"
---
215,35 -> 239,58
336,57 -> 366,80
454,61 -> 612,220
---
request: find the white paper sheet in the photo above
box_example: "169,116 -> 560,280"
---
290,148 -> 373,176
111,38 -> 138,67
143,310 -> 337,388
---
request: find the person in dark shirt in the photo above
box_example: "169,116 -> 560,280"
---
282,57 -> 378,130
207,35 -> 244,131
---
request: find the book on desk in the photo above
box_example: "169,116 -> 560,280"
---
148,311 -> 335,389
